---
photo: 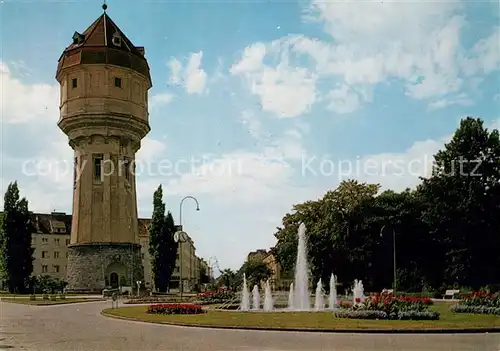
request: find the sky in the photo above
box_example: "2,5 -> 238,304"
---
1,0 -> 499,271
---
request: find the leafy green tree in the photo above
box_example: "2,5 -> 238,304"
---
418,117 -> 500,289
148,185 -> 179,292
149,185 -> 167,291
218,269 -> 236,289
239,257 -> 272,287
163,211 -> 178,289
0,182 -> 33,293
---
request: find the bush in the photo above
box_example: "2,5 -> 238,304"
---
197,290 -> 235,305
147,303 -> 204,315
335,310 -> 387,319
451,305 -> 500,315
29,295 -> 36,300
457,291 -> 499,308
397,311 -> 440,320
355,293 -> 433,315
335,309 -> 440,320
42,294 -> 49,300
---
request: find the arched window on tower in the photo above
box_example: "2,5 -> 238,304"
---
93,154 -> 103,184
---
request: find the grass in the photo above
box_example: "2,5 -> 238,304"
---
103,302 -> 500,330
1,297 -> 105,305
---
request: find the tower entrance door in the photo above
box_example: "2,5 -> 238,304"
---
110,272 -> 119,288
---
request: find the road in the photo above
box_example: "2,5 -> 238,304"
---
1,300 -> 499,351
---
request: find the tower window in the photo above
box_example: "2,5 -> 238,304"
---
114,77 -> 122,88
112,33 -> 122,47
123,157 -> 130,182
93,154 -> 103,184
72,78 -> 78,88
73,157 -> 78,187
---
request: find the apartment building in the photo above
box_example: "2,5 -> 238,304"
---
25,212 -> 205,292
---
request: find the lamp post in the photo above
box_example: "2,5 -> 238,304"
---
178,196 -> 200,295
380,225 -> 397,295
174,230 -> 188,301
179,196 -> 200,227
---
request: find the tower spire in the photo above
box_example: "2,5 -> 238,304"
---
102,0 -> 108,12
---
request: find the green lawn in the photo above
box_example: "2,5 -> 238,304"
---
1,297 -> 105,306
103,302 -> 500,330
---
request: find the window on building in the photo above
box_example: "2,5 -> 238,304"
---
42,251 -> 48,258
42,238 -> 48,244
54,238 -> 60,245
123,157 -> 130,182
54,251 -> 59,259
53,265 -> 60,273
114,77 -> 122,88
72,78 -> 78,88
73,157 -> 78,187
42,265 -> 48,273
93,154 -> 103,183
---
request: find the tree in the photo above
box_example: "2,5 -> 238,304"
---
148,185 -> 179,292
217,268 -> 236,288
163,211 -> 178,290
418,117 -> 500,289
239,257 -> 272,287
149,185 -> 167,291
274,180 -> 382,291
0,182 -> 33,293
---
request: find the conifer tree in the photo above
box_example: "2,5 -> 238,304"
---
0,182 -> 33,293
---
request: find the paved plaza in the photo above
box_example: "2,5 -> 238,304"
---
1,300 -> 499,351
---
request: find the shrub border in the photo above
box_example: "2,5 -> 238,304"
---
101,309 -> 500,334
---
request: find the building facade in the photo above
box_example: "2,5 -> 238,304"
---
28,212 -> 205,292
56,7 -> 151,292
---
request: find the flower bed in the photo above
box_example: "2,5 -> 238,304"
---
335,293 -> 439,320
451,291 -> 500,315
197,290 -> 235,305
147,303 -> 204,315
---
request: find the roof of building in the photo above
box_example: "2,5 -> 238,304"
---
56,10 -> 151,83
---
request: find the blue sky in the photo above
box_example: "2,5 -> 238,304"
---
1,0 -> 499,270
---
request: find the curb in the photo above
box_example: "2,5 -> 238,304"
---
1,299 -> 106,306
100,310 -> 500,334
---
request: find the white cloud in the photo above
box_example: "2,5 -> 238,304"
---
150,92 -> 174,109
168,52 -> 207,94
326,84 -> 362,114
0,61 -> 59,124
231,1 -> 500,114
428,93 -> 474,111
231,43 -> 317,118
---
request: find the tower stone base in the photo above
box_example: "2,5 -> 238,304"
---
65,243 -> 144,294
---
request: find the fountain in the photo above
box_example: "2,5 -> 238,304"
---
313,279 -> 324,311
328,274 -> 338,310
236,222 -> 347,313
293,222 -> 310,311
240,273 -> 250,311
287,282 -> 294,310
263,280 -> 274,312
353,279 -> 365,306
251,285 -> 260,310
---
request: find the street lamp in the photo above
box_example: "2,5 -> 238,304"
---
174,230 -> 188,301
179,196 -> 200,227
380,225 -> 397,295
136,280 -> 142,297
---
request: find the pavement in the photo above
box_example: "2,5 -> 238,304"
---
1,300 -> 499,351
